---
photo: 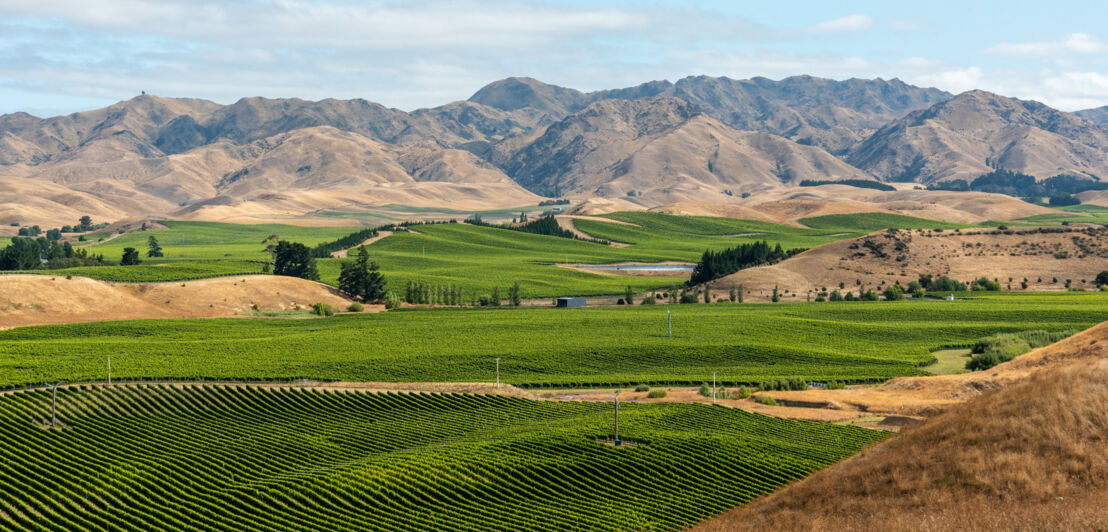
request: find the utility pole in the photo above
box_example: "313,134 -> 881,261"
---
495,358 -> 501,388
47,382 -> 61,427
613,389 -> 621,446
712,371 -> 717,404
667,307 -> 672,338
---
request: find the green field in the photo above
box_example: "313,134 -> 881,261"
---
1018,204 -> 1108,225
1,260 -> 266,282
5,212 -> 1006,298
0,384 -> 881,531
1,293 -> 1102,389
82,221 -> 363,262
796,212 -> 970,231
572,212 -> 967,257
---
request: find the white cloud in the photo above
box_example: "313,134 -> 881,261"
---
807,14 -> 873,34
1041,72 -> 1108,110
986,33 -> 1106,57
0,0 -> 646,48
912,67 -> 985,94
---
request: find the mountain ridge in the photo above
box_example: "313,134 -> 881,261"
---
0,75 -> 1105,227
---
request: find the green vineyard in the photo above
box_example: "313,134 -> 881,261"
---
0,292 -> 1103,389
0,384 -> 882,531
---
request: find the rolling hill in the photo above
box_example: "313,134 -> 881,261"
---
696,321 -> 1108,531
712,225 -> 1108,300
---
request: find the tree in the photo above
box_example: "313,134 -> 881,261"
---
624,285 -> 634,306
729,285 -> 737,302
883,284 -> 904,301
490,286 -> 502,307
771,285 -> 780,303
120,247 -> 141,266
829,290 -> 843,301
273,240 -> 319,281
703,284 -> 711,303
737,284 -> 744,303
147,235 -> 164,258
509,282 -> 522,306
337,246 -> 386,302
78,216 -> 92,230
1096,270 -> 1108,288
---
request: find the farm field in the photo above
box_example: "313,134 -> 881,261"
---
1018,204 -> 1108,225
571,212 -> 968,257
0,384 -> 881,531
0,260 -> 267,283
0,293 -> 1102,389
8,212 -> 1024,298
82,221 -> 363,262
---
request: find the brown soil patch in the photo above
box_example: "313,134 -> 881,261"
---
0,274 -> 365,329
540,387 -> 883,424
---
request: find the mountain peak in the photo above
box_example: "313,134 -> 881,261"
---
468,77 -> 589,116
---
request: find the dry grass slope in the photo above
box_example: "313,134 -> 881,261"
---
697,321 -> 1108,531
0,274 -> 359,328
715,226 -> 1108,301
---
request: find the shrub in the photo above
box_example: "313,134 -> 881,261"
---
634,384 -> 650,392
346,302 -> 364,312
647,390 -> 667,399
828,290 -> 843,301
384,293 -> 403,310
737,386 -> 751,399
754,395 -> 778,406
826,380 -> 845,390
640,296 -> 656,305
312,302 -> 334,317
698,383 -> 711,397
883,284 -> 904,301
971,277 -> 1002,291
966,329 -> 1077,371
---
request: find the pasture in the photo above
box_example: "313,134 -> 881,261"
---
0,384 -> 881,531
0,293 -> 1102,389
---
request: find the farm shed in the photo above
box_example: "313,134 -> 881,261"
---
556,297 -> 586,308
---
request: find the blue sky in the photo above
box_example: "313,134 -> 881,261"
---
0,0 -> 1105,116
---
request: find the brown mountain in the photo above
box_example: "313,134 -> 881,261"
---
848,90 -> 1108,183
3,76 -> 1107,228
470,75 -> 951,153
1075,105 -> 1108,126
502,97 -> 873,203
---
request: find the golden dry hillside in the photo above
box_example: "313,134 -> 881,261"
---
0,275 -> 360,329
715,226 -> 1108,301
696,321 -> 1108,531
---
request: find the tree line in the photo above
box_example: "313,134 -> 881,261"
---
928,170 -> 1107,205
688,241 -> 804,286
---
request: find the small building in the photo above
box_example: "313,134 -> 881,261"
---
556,297 -> 586,308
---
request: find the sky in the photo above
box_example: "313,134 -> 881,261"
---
0,0 -> 1106,116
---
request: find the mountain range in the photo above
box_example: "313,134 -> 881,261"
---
1,75 -> 1106,226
